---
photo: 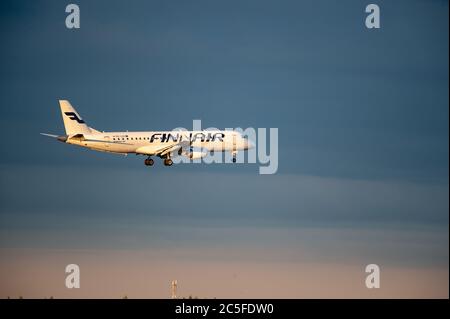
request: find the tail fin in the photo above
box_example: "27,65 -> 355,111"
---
59,100 -> 92,135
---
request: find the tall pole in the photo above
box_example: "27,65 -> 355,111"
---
171,280 -> 177,299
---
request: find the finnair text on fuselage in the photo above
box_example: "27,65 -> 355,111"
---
149,132 -> 225,143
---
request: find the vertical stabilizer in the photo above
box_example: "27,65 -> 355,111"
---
59,100 -> 92,135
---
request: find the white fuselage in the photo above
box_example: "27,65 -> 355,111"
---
66,130 -> 253,156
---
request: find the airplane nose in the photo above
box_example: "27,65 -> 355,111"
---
57,135 -> 68,143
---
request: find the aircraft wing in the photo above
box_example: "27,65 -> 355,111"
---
135,140 -> 191,157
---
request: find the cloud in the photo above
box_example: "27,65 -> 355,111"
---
0,165 -> 447,271
1,165 -> 447,225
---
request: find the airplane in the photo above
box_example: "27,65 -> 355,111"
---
41,100 -> 255,166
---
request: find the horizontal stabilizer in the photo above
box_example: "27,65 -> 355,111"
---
40,133 -> 68,143
40,133 -> 59,138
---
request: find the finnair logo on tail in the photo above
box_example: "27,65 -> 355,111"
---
64,112 -> 85,123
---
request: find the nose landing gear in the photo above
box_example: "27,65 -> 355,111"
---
231,151 -> 237,163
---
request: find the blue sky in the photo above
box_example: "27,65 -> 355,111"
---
0,0 -> 448,298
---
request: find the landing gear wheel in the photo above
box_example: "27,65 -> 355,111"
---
164,158 -> 173,166
231,151 -> 237,163
144,158 -> 154,166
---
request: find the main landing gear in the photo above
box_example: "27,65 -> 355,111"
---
143,156 -> 173,167
144,157 -> 154,166
163,158 -> 173,166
